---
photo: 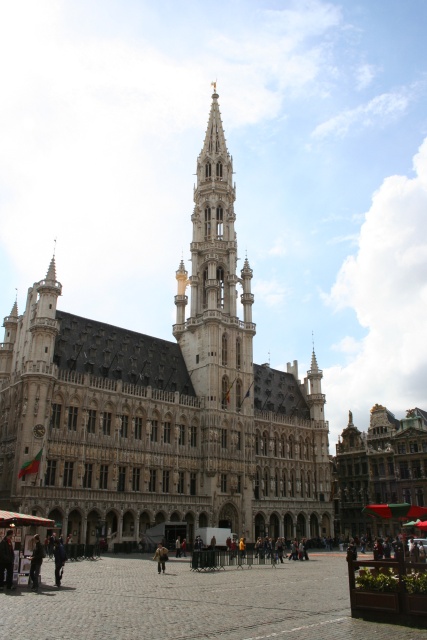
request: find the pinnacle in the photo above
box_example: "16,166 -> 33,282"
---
10,299 -> 18,318
45,255 -> 57,282
201,92 -> 228,158
310,349 -> 319,372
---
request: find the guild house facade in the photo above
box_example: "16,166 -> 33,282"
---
0,91 -> 333,547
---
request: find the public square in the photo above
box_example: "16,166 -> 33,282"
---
1,551 -> 426,640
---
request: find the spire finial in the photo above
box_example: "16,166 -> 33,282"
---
211,79 -> 217,94
53,237 -> 57,256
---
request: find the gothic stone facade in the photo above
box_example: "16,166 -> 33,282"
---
0,92 -> 333,546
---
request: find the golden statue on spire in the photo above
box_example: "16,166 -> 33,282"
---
211,80 -> 217,93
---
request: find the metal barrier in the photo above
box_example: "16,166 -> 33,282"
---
66,543 -> 101,561
191,549 -> 279,571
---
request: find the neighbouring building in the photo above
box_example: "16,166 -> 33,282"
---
0,90 -> 334,546
334,405 -> 427,538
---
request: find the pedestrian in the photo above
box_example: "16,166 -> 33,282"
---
383,537 -> 391,559
0,530 -> 16,591
239,537 -> 246,561
175,536 -> 181,558
302,537 -> 309,561
418,542 -> 426,563
409,538 -> 420,563
29,534 -> 45,592
181,538 -> 187,557
230,537 -> 237,559
194,535 -> 203,551
373,537 -> 384,560
53,538 -> 66,587
360,534 -> 367,554
210,535 -> 217,549
275,537 -> 284,563
48,532 -> 56,559
153,542 -> 169,574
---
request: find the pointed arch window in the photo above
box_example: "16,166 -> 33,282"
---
203,268 -> 208,308
205,162 -> 211,179
264,470 -> 269,497
235,379 -> 242,411
282,472 -> 287,497
236,337 -> 241,369
221,334 -> 228,366
216,207 -> 223,239
217,267 -> 225,308
204,207 -> 211,240
216,162 -> 223,178
221,376 -> 229,410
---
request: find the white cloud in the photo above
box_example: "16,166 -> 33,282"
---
253,279 -> 291,308
324,137 -> 427,442
312,89 -> 412,140
355,63 -> 377,90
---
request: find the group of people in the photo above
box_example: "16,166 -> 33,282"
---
253,536 -> 309,562
346,533 -> 427,563
0,529 -> 67,593
174,536 -> 187,557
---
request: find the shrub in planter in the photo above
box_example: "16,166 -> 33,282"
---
403,570 -> 427,594
355,568 -> 399,592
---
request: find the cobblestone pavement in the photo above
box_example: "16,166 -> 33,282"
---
1,552 -> 426,640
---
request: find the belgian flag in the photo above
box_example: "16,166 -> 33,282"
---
18,449 -> 43,478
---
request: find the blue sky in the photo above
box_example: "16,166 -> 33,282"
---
1,0 -> 427,446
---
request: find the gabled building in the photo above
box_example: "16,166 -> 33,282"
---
334,405 -> 427,538
0,90 -> 333,545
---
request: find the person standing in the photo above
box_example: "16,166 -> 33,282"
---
153,542 -> 168,574
181,538 -> 187,557
29,534 -> 45,592
0,530 -> 16,591
239,537 -> 246,561
53,538 -> 66,587
175,536 -> 181,558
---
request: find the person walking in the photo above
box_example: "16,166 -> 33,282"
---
29,534 -> 45,592
53,538 -> 67,587
0,530 -> 16,591
181,538 -> 187,557
153,542 -> 169,574
275,537 -> 284,563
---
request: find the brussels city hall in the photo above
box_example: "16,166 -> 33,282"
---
0,91 -> 333,546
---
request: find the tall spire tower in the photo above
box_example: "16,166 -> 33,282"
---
173,88 -> 255,410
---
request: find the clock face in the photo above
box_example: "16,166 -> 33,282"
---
33,424 -> 46,438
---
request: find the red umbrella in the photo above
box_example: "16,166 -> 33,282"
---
415,520 -> 427,531
362,503 -> 427,520
0,509 -> 55,527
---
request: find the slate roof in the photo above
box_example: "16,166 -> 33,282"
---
54,310 -> 196,396
54,311 -> 310,416
253,363 -> 310,419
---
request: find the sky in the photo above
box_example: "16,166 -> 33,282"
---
1,0 -> 427,448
